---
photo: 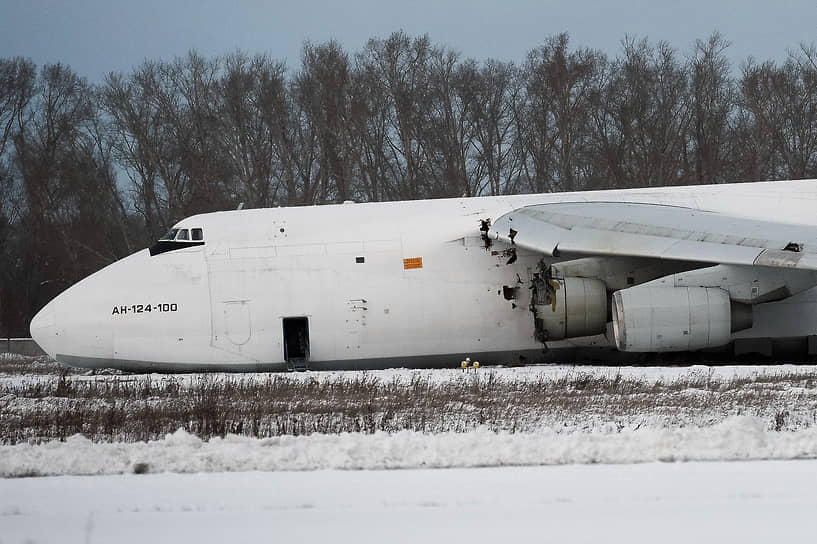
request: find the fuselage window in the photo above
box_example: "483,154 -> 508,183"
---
176,229 -> 189,241
159,228 -> 179,241
191,228 -> 203,241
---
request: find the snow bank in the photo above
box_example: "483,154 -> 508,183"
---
3,415 -> 817,477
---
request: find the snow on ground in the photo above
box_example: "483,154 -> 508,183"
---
4,358 -> 817,474
3,461 -> 817,544
269,362 -> 817,384
3,415 -> 817,477
4,358 -> 817,541
4,360 -> 817,388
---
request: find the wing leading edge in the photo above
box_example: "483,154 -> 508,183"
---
489,202 -> 817,270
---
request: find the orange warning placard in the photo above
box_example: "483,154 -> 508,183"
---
403,257 -> 423,270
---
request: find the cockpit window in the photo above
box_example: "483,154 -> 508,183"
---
149,226 -> 205,256
159,228 -> 179,241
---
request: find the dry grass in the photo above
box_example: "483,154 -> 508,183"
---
0,354 -> 84,375
3,362 -> 817,444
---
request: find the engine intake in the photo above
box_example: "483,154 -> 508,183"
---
531,276 -> 607,342
611,286 -> 743,352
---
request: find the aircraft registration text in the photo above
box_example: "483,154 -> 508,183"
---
111,303 -> 178,315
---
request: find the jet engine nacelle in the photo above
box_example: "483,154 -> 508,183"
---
611,286 -> 736,352
531,276 -> 607,342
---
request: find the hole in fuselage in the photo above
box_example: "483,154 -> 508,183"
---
503,285 -> 519,300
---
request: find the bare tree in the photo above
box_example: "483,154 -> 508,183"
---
7,64 -> 125,332
348,44 -> 396,201
104,63 -> 180,235
294,40 -> 354,203
168,52 -> 232,213
516,34 -> 603,193
469,60 -> 524,195
358,32 -> 436,200
0,58 -> 35,242
740,46 -> 817,181
0,58 -> 36,336
426,51 -> 480,197
103,53 -> 229,234
219,52 -> 288,208
594,38 -> 689,188
738,60 -> 788,181
687,32 -> 735,184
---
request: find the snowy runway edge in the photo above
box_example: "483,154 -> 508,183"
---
4,415 -> 817,477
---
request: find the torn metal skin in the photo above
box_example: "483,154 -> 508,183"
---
530,263 -> 557,344
479,219 -> 492,249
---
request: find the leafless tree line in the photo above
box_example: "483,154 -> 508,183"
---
2,31 -> 817,335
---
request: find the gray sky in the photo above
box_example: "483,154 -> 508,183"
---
1,0 -> 815,81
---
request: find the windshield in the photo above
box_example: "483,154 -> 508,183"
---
158,229 -> 179,241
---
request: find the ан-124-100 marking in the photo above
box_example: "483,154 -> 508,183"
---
111,303 -> 178,315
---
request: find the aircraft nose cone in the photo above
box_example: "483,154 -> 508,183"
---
30,301 -> 59,359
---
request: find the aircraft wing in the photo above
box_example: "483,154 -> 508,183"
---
489,202 -> 817,270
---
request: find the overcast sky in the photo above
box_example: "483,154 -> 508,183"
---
1,0 -> 815,81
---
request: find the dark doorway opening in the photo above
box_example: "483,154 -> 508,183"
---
283,317 -> 309,371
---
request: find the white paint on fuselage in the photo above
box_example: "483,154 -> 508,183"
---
29,180 -> 817,370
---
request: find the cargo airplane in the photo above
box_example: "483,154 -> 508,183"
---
29,179 -> 817,371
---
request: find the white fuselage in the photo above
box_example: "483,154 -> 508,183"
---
29,180 -> 817,370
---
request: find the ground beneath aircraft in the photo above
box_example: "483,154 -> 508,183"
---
3,354 -> 817,473
3,461 -> 817,543
3,354 -> 817,541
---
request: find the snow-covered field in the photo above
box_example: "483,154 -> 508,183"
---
3,355 -> 817,541
2,356 -> 817,474
4,352 -> 817,385
3,461 -> 817,543
4,415 -> 817,477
